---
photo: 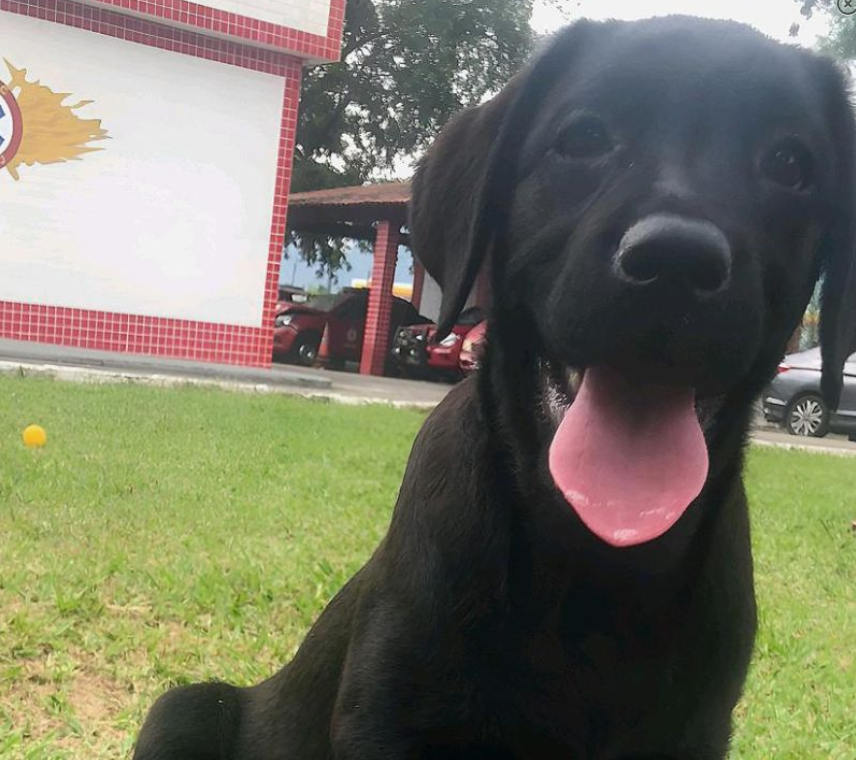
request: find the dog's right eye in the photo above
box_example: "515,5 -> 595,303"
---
555,116 -> 615,159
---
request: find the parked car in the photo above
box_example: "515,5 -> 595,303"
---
762,347 -> 856,438
276,285 -> 308,309
273,288 -> 429,369
391,307 -> 484,381
459,320 -> 488,376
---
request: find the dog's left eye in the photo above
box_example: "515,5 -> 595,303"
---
760,139 -> 814,191
555,116 -> 615,159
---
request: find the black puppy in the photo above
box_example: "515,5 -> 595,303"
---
134,17 -> 856,760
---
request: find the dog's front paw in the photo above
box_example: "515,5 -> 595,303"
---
133,681 -> 242,760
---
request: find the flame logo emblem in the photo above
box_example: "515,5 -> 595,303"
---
0,59 -> 109,181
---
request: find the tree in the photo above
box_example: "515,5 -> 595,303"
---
288,0 -> 540,282
792,1 -> 856,58
294,0 -> 538,192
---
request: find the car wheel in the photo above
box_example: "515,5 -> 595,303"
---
292,333 -> 320,367
785,393 -> 829,437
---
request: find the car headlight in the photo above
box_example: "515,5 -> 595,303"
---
462,338 -> 473,352
275,314 -> 293,328
439,333 -> 460,348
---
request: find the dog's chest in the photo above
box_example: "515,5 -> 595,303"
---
485,579 -> 744,757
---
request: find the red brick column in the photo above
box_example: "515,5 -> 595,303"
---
411,260 -> 425,311
360,221 -> 399,375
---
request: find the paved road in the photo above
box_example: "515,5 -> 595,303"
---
0,338 -> 853,453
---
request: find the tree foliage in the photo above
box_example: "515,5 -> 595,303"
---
288,0 -> 539,281
293,0 -> 536,192
793,0 -> 856,59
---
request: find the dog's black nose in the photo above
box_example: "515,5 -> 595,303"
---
614,214 -> 731,295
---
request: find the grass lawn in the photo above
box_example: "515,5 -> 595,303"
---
0,375 -> 853,759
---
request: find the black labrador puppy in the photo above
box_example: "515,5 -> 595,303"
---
134,16 -> 856,760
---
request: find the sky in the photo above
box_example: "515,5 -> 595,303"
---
285,0 -> 835,291
281,244 -> 414,291
530,0 -> 831,45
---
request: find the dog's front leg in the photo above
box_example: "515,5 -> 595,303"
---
327,606 -> 463,760
615,733 -> 732,760
331,726 -> 420,760
330,683 -> 422,760
329,658 -> 425,760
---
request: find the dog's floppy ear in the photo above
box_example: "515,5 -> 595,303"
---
409,21 -> 597,338
815,58 -> 856,409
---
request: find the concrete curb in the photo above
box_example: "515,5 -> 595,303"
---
0,359 -> 334,392
2,358 -> 853,428
749,437 -> 856,458
288,390 -> 438,411
0,360 -> 435,410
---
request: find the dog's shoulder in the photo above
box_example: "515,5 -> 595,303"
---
386,375 -> 508,566
401,375 -> 489,496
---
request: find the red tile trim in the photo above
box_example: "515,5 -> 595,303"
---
0,0 -> 309,75
259,63 -> 303,361
0,303 -> 272,366
0,2 -> 309,367
79,0 -> 343,60
325,0 -> 345,57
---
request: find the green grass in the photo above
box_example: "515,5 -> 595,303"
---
0,375 -> 853,759
734,447 -> 856,760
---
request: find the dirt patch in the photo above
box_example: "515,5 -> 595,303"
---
68,667 -> 127,732
2,647 -> 131,754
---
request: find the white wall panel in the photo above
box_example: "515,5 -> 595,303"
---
0,12 -> 284,327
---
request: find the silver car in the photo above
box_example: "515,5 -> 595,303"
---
763,347 -> 856,438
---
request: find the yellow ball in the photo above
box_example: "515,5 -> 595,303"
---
23,424 -> 47,448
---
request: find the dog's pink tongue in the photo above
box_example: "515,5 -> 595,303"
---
548,366 -> 708,548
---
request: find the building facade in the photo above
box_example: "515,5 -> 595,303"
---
0,0 -> 344,366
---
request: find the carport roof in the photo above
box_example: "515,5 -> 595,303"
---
287,181 -> 411,240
